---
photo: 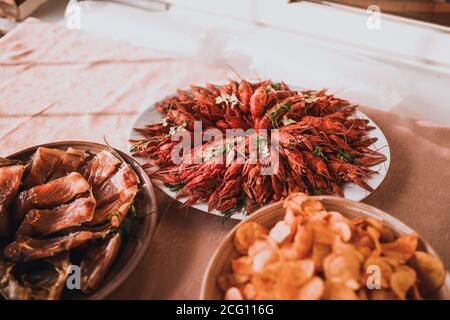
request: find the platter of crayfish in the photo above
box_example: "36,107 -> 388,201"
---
129,80 -> 390,220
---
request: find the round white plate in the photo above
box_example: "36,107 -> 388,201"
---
129,87 -> 390,220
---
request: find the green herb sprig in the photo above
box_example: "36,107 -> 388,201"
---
268,102 -> 291,128
164,182 -> 186,193
312,146 -> 328,162
337,149 -> 357,164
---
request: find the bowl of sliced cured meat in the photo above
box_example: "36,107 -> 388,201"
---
0,141 -> 158,300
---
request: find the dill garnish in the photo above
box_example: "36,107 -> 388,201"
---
312,146 -> 328,162
164,182 -> 186,193
112,202 -> 143,245
268,101 -> 291,128
337,149 -> 357,164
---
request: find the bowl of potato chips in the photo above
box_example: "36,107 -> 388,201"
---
201,193 -> 450,300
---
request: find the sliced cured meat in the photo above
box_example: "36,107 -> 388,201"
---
0,253 -> 70,300
88,185 -> 137,227
58,222 -> 113,240
50,148 -> 88,180
0,164 -> 25,237
22,147 -> 65,189
4,231 -> 93,262
108,202 -> 132,228
16,195 -> 96,238
80,233 -> 121,293
15,172 -> 91,222
94,165 -> 139,208
82,151 -> 121,188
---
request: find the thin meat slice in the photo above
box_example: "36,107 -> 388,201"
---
88,185 -> 137,226
80,233 -> 121,293
22,147 -> 65,189
58,222 -> 113,240
50,148 -> 88,180
0,253 -> 71,300
4,231 -> 93,262
82,151 -> 121,188
94,165 -> 139,208
15,172 -> 91,222
0,164 -> 25,237
16,195 -> 96,238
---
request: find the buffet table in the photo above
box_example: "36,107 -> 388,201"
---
1,19 -> 449,299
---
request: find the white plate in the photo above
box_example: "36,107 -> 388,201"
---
129,87 -> 391,220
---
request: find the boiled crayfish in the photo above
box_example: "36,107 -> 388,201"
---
130,80 -> 387,217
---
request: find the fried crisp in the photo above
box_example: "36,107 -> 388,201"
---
370,289 -> 398,300
231,256 -> 253,276
381,233 -> 418,263
323,281 -> 359,300
296,276 -> 325,300
312,243 -> 332,271
408,251 -> 446,296
273,260 -> 315,299
220,193 -> 447,300
248,235 -> 278,257
234,222 -> 268,255
283,193 -> 324,223
242,282 -> 257,300
390,265 -> 417,299
269,221 -> 293,244
224,287 -> 244,300
324,251 -> 362,290
252,249 -> 280,273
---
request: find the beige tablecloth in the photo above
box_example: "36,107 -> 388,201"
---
1,19 -> 449,299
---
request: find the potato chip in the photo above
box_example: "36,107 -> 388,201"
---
301,198 -> 325,216
309,219 -> 340,245
217,271 -> 249,292
252,262 -> 281,300
324,251 -> 362,290
280,243 -> 300,260
357,289 -> 368,300
331,221 -> 352,242
296,276 -> 325,300
252,249 -> 280,273
232,256 -> 253,276
327,211 -> 352,224
283,193 -> 324,219
242,282 -> 257,300
273,260 -> 315,299
233,222 -> 268,255
312,243 -> 332,271
293,224 -> 314,259
366,226 -> 382,256
225,287 -> 244,300
217,272 -> 231,292
379,226 -> 396,243
381,233 -> 418,263
269,220 -> 293,244
369,289 -> 398,300
408,251 -> 446,296
390,265 -> 417,299
248,235 -> 278,257
220,194 -> 446,300
365,217 -> 384,231
410,284 -> 423,300
323,281 -> 359,300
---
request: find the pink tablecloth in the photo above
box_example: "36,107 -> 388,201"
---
1,19 -> 449,299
